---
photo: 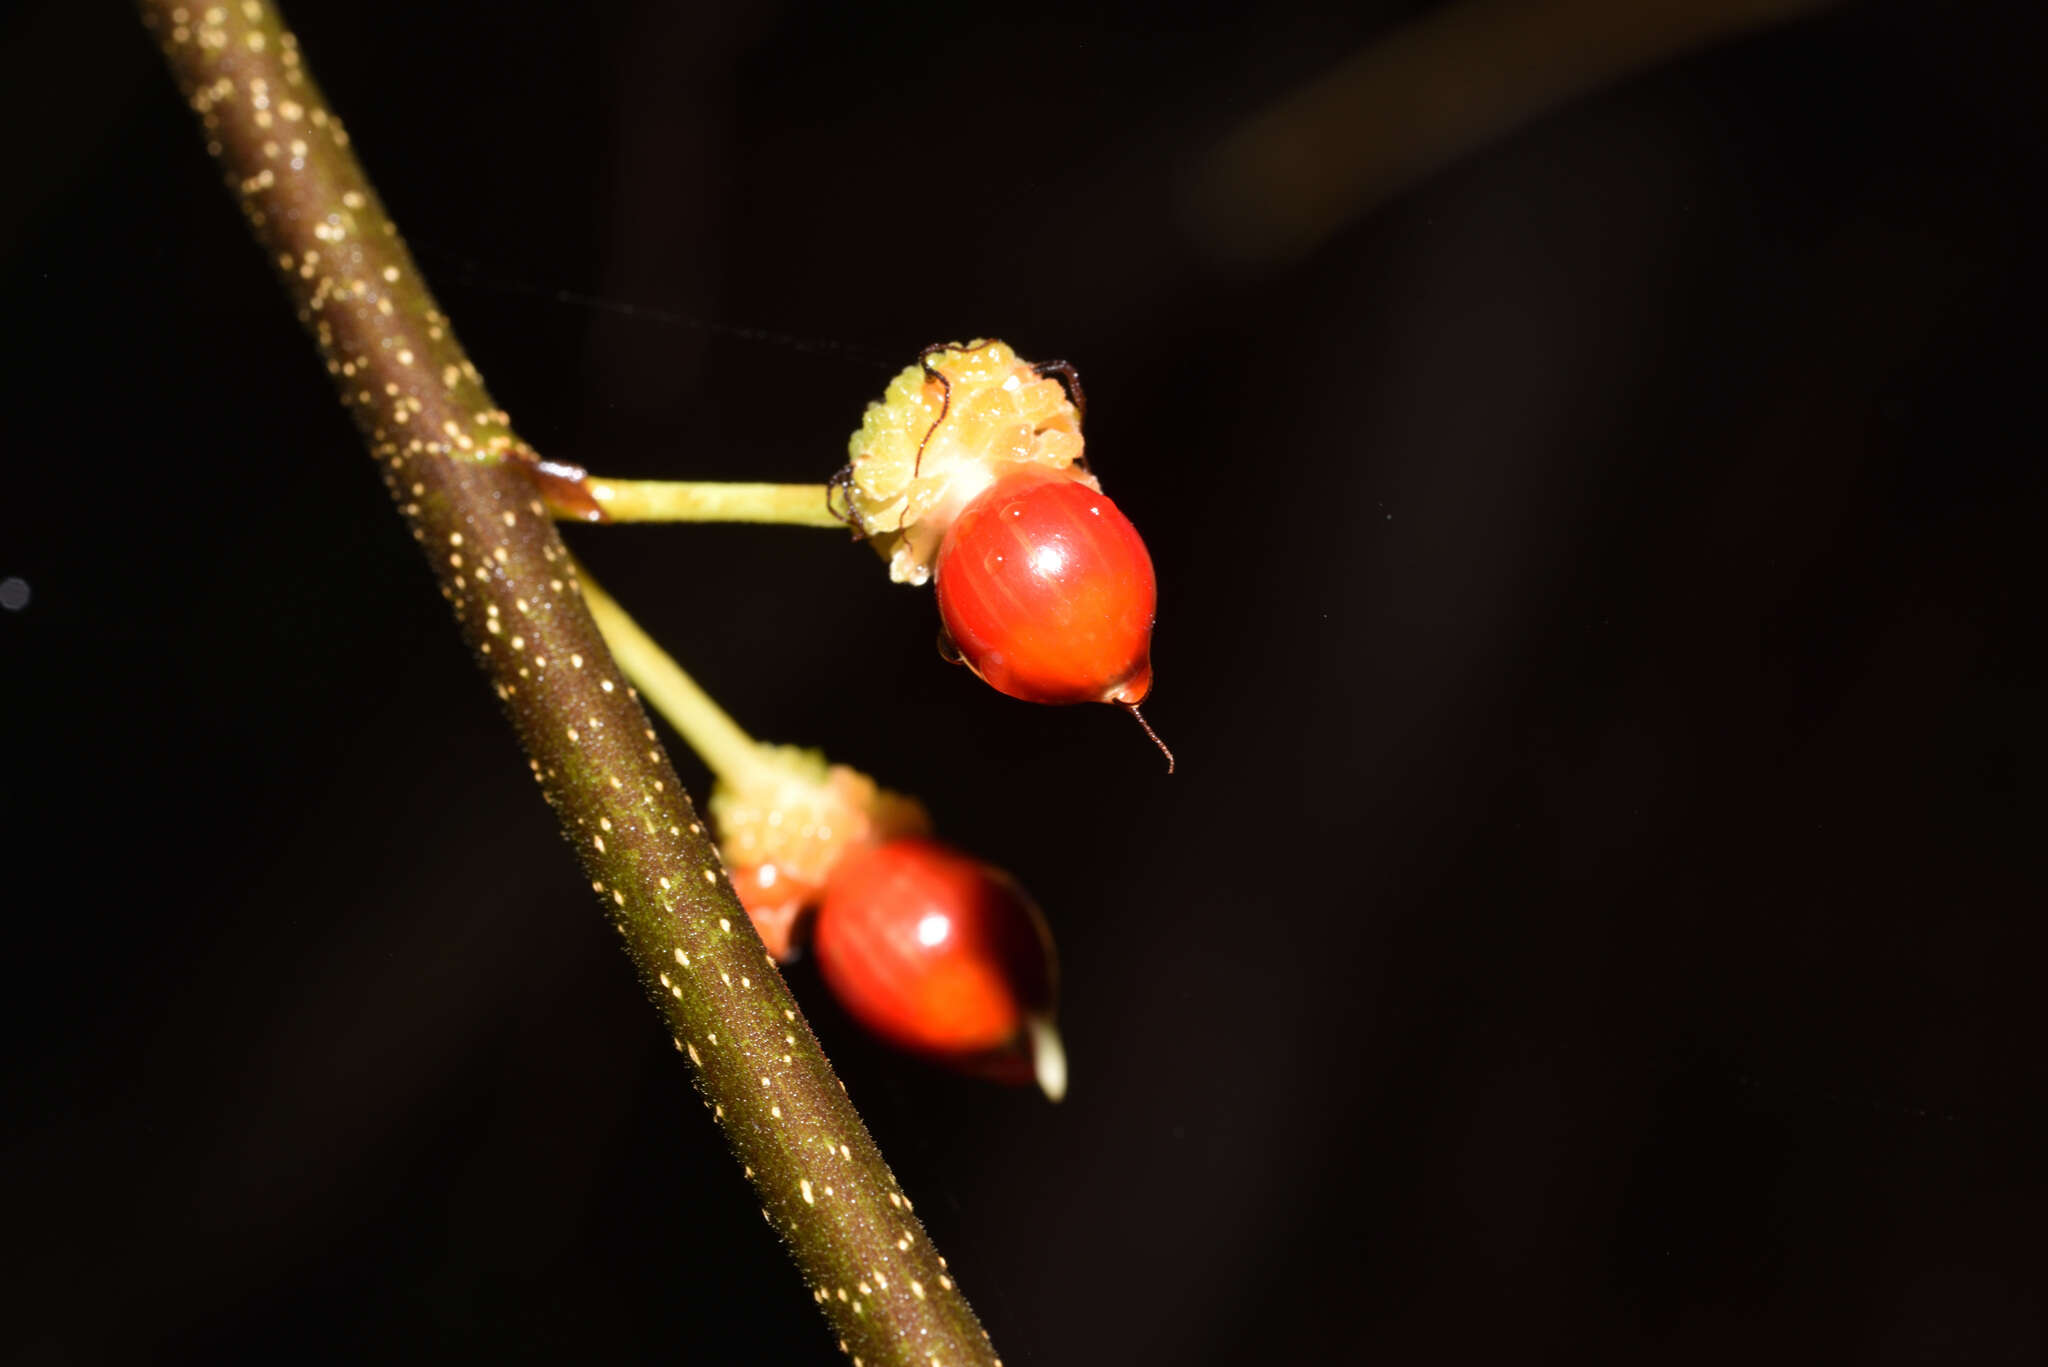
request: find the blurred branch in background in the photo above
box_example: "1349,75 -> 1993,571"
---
1187,0 -> 1841,265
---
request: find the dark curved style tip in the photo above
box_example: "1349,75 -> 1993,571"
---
1120,701 -> 1175,774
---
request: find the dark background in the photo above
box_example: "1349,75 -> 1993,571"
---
3,1 -> 2040,1362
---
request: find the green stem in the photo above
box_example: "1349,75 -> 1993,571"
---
584,478 -> 843,527
574,559 -> 770,787
137,4 -> 998,1363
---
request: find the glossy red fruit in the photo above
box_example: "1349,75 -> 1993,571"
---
934,465 -> 1156,707
814,837 -> 1065,1098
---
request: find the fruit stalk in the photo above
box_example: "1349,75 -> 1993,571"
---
136,3 -> 998,1362
580,478 -> 843,527
574,559 -> 767,789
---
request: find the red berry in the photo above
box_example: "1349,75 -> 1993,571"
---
814,837 -> 1065,1098
935,465 -> 1157,707
729,863 -> 821,963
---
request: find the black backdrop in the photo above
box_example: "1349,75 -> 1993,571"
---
4,1 -> 2040,1362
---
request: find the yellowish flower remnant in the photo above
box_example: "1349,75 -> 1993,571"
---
708,746 -> 930,959
842,340 -> 1087,585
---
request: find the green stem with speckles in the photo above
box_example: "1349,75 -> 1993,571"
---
137,3 -> 1000,1364
581,478 -> 843,527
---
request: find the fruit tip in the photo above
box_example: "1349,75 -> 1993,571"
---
1026,1014 -> 1067,1103
1119,701 -> 1175,774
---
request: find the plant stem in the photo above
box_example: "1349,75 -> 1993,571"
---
136,4 -> 998,1363
584,478 -> 843,527
574,559 -> 767,786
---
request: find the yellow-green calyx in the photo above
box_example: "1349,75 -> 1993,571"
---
843,340 -> 1088,585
